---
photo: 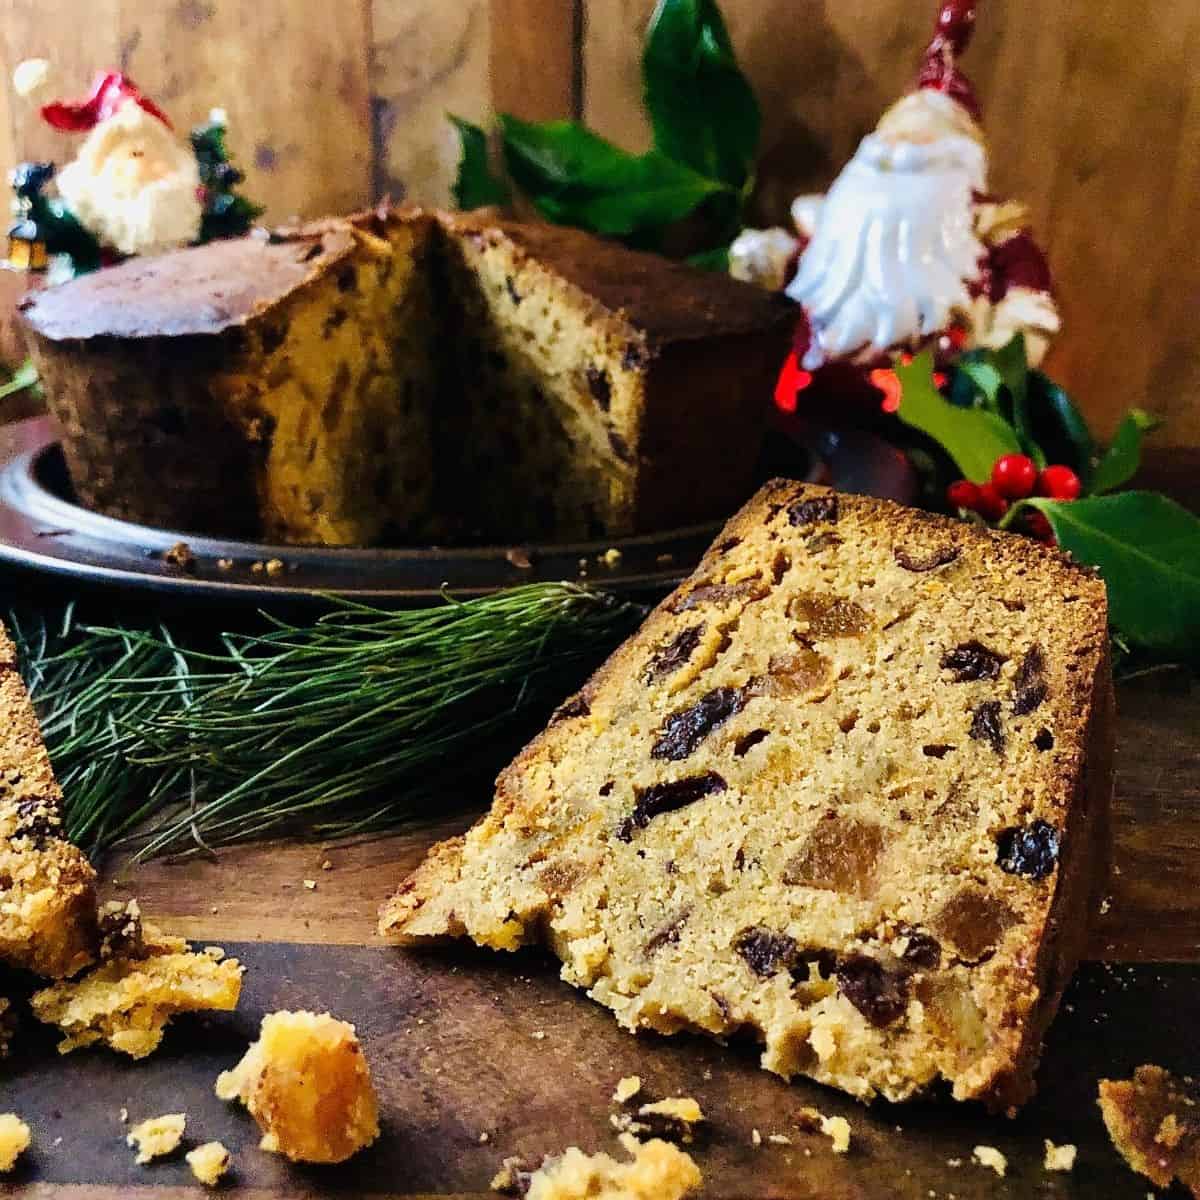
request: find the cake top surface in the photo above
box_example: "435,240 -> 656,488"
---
444,212 -> 797,347
19,207 -> 410,342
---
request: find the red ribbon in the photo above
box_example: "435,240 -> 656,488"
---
41,71 -> 171,132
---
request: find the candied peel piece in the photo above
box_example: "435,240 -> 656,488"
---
1098,1065 -> 1200,1193
217,1010 -> 379,1164
783,816 -> 885,896
788,592 -> 869,640
30,922 -> 242,1059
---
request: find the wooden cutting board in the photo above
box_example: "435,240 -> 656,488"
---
3,670 -> 1199,1199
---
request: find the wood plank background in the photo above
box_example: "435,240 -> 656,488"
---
0,0 -> 1197,445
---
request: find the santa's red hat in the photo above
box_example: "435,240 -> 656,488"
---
41,71 -> 171,132
916,1 -> 981,120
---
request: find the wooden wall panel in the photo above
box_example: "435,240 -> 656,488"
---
581,0 -> 1200,444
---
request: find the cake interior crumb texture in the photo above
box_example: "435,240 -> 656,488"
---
0,625 -> 98,981
1099,1065 -> 1200,1194
0,1114 -> 31,1173
216,1009 -> 380,1164
383,482 -> 1113,1112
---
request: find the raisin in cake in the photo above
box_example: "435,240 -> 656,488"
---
0,623 -> 97,980
22,208 -> 792,546
22,207 -> 440,545
382,481 -> 1113,1111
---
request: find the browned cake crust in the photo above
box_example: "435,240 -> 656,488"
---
0,624 -> 97,979
382,482 -> 1113,1112
1099,1065 -> 1200,1194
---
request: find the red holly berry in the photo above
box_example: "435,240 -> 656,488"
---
1024,510 -> 1056,544
1036,464 -> 1082,500
974,483 -> 1009,522
946,479 -> 980,512
991,453 -> 1038,499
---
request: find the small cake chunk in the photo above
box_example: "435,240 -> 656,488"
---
1043,1139 -> 1076,1172
216,1010 -> 379,1164
186,1141 -> 233,1187
973,1145 -> 1008,1177
821,1115 -> 852,1154
383,482 -> 1114,1112
0,1114 -> 31,1172
127,1113 -> 186,1164
496,1136 -> 701,1200
1099,1065 -> 1200,1194
612,1076 -> 642,1104
613,1097 -> 705,1144
31,918 -> 242,1058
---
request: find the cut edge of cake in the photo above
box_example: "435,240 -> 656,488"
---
381,482 -> 1113,1113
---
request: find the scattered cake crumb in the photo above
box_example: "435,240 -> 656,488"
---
0,1115 -> 31,1172
186,1141 -> 232,1187
322,859 -> 334,871
973,1145 -> 1007,1177
821,1115 -> 852,1154
480,1131 -> 490,1143
531,1030 -> 546,1040
613,1097 -> 705,1144
162,542 -> 195,572
601,548 -> 622,567
492,1136 -> 701,1199
118,1107 -> 128,1123
1043,1139 -> 1076,1172
265,558 -> 285,577
767,1133 -> 791,1145
505,548 -> 533,570
613,1076 -> 642,1104
216,1010 -> 379,1164
216,558 -> 234,571
127,1113 -> 186,1164
303,879 -> 317,890
751,1128 -> 762,1147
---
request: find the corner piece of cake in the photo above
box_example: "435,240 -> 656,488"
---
382,481 -> 1114,1112
1099,1065 -> 1200,1195
0,623 -> 98,980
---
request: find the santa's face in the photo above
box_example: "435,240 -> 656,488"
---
56,100 -> 202,258
786,92 -> 987,368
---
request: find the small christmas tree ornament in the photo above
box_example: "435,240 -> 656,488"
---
731,0 -> 1058,414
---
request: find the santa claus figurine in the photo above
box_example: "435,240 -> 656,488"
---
731,0 -> 1059,411
40,71 -> 203,260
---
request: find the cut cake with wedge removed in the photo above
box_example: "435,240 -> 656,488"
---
382,481 -> 1113,1112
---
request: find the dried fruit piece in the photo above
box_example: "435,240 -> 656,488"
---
551,695 -> 590,723
897,929 -> 942,969
733,729 -> 769,757
894,544 -> 961,572
644,910 -> 690,955
734,927 -> 798,977
783,817 -> 885,896
644,624 -> 705,684
789,593 -> 869,640
788,496 -> 839,527
671,577 -> 769,613
1013,645 -> 1049,715
585,365 -> 612,409
932,889 -> 1015,962
617,774 -> 728,841
996,820 -> 1060,880
652,688 -> 747,761
1034,728 -> 1055,751
940,641 -> 1006,683
764,648 -> 830,696
835,955 -> 909,1027
968,700 -> 1005,753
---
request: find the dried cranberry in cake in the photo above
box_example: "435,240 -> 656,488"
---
940,641 -> 1006,682
789,593 -> 869,640
783,816 -> 885,896
932,889 -> 1015,962
787,495 -> 839,527
644,624 -> 705,684
1013,645 -> 1049,715
616,773 -> 728,841
836,955 -> 909,1027
968,700 -> 1005,753
652,688 -> 747,761
996,820 -> 1060,880
894,544 -> 961,572
734,927 -> 798,978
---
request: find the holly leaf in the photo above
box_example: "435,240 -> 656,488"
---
1090,408 -> 1160,495
1026,371 -> 1096,488
955,355 -> 1004,411
895,351 -> 1023,483
992,334 -> 1046,468
642,0 -> 761,189
499,114 -> 728,237
1025,492 -> 1200,657
449,115 -> 511,210
686,244 -> 730,271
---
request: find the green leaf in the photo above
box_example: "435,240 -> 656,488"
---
992,334 -> 1046,467
685,244 -> 730,271
449,115 -> 511,210
1090,408 -> 1160,495
0,358 -> 38,400
642,0 -> 761,188
895,351 -> 1024,483
1025,492 -> 1200,657
956,357 -> 1004,411
499,114 -> 728,237
1026,371 -> 1096,487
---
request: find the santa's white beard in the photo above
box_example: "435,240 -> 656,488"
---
786,131 -> 986,368
60,167 -> 202,259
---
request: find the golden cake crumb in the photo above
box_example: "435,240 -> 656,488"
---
0,1114 -> 31,1172
751,1128 -> 762,1147
216,1010 -> 379,1164
31,922 -> 242,1058
494,1135 -> 702,1200
1099,1064 -> 1200,1194
973,1145 -> 1007,1176
127,1113 -> 186,1164
1043,1139 -> 1076,1171
612,1076 -> 642,1104
186,1141 -> 232,1187
612,1096 -> 704,1144
767,1133 -> 791,1146
821,1115 -> 852,1154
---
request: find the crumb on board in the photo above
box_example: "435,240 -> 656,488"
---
767,1133 -> 791,1146
531,1030 -> 546,1040
162,542 -> 195,572
303,879 -> 317,891
216,558 -> 234,571
505,548 -> 533,570
973,1145 -> 1008,1177
751,1128 -> 761,1147
265,558 -> 285,577
613,1076 -> 642,1104
601,548 -> 622,567
1043,1139 -> 1077,1172
491,1135 -> 701,1198
821,1115 -> 852,1154
127,1113 -> 186,1164
186,1141 -> 232,1187
322,859 -> 333,871
0,1115 -> 31,1173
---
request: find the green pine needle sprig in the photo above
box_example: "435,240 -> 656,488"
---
11,585 -> 643,862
